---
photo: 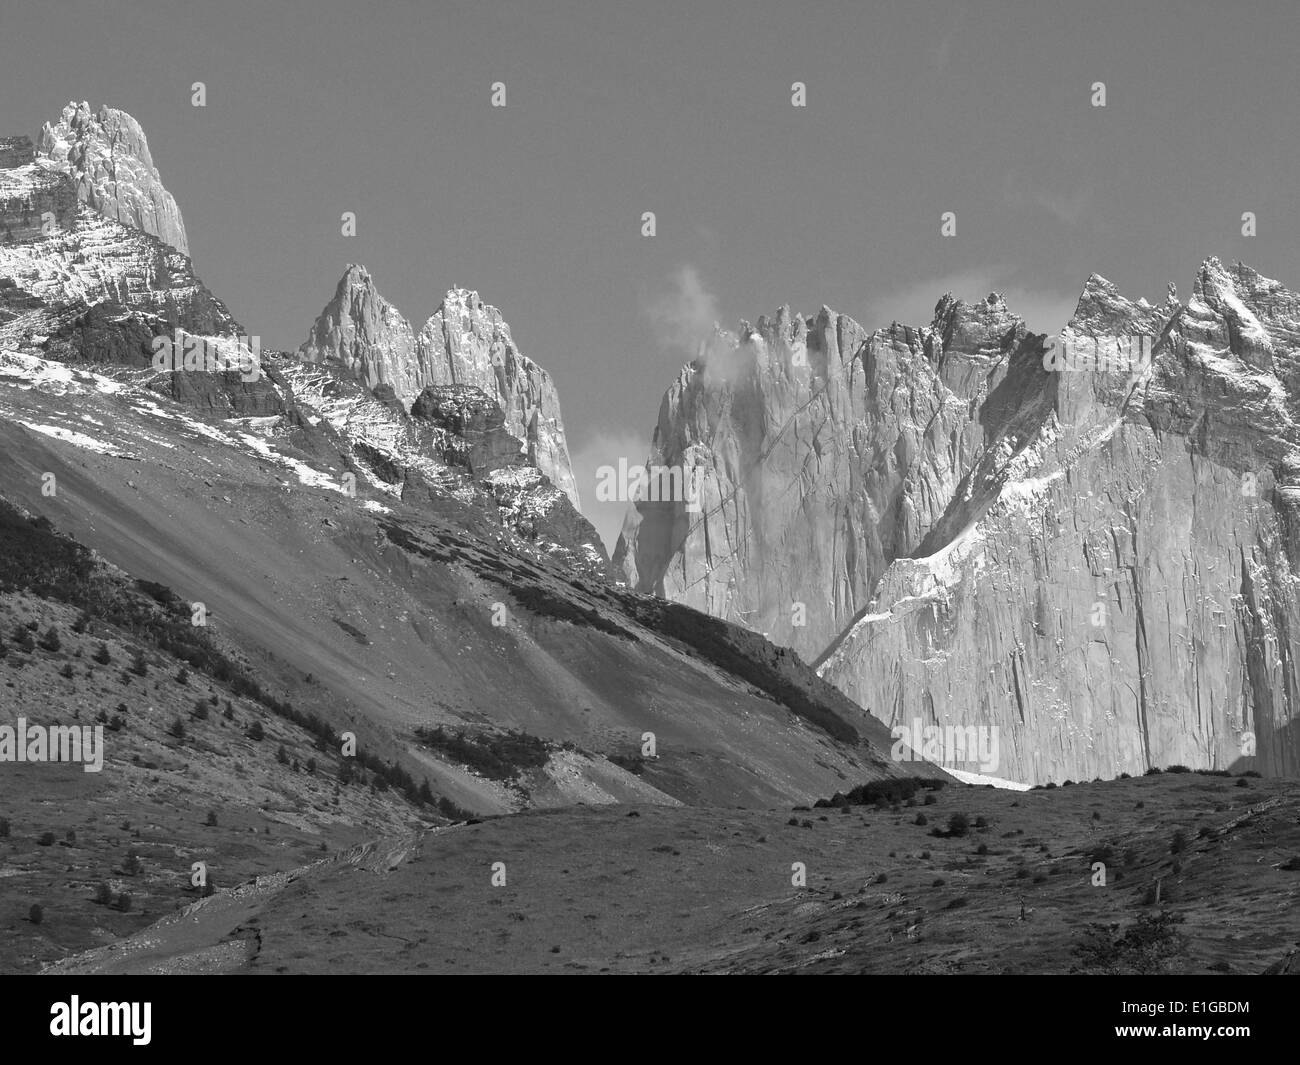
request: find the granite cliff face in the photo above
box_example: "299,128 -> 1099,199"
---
37,101 -> 190,256
621,261 -> 1300,783
614,295 -> 1037,662
300,266 -> 580,510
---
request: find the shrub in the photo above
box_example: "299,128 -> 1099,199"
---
28,904 -> 43,925
91,643 -> 111,664
974,815 -> 989,829
0,817 -> 8,837
874,873 -> 888,884
205,810 -> 218,827
945,896 -> 969,910
914,813 -> 928,826
609,752 -> 646,775
976,843 -> 989,855
414,726 -> 549,780
94,882 -> 112,905
37,831 -> 55,846
1073,911 -> 1185,974
1166,764 -> 1191,774
1145,767 -> 1163,776
1170,830 -> 1189,855
113,893 -> 132,912
37,627 -> 61,652
247,721 -> 265,741
190,699 -> 208,721
128,651 -> 148,676
924,793 -> 937,805
59,662 -> 74,679
167,717 -> 186,740
932,877 -> 946,887
175,667 -> 189,684
276,744 -> 289,765
122,853 -> 140,876
946,813 -> 971,838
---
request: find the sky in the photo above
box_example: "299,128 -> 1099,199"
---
3,0 -> 1299,548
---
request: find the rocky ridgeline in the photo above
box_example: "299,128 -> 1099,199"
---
621,260 -> 1300,783
0,105 -> 606,574
299,265 -> 580,510
37,101 -> 189,255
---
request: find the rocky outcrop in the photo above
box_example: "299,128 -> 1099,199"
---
624,260 -> 1300,783
410,384 -> 525,479
0,152 -> 237,346
299,267 -> 581,510
275,356 -> 613,580
37,102 -> 189,255
298,265 -> 417,396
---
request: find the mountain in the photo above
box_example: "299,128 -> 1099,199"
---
37,101 -> 189,256
0,104 -> 953,970
618,260 -> 1300,783
300,266 -> 581,510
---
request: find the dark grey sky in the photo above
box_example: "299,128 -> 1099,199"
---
4,0 -> 1298,546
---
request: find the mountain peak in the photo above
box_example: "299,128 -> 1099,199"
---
36,101 -> 189,255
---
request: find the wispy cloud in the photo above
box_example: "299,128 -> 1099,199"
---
1002,170 -> 1094,228
931,9 -> 967,73
571,427 -> 653,554
644,265 -> 722,357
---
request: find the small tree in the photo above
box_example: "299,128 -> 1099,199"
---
92,643 -> 111,665
191,699 -> 209,721
128,651 -> 148,677
122,852 -> 141,876
59,663 -> 74,679
1170,829 -> 1189,855
28,904 -> 43,925
247,720 -> 265,742
94,882 -> 112,905
947,812 -> 971,838
113,893 -> 132,912
37,626 -> 61,652
168,717 -> 186,741
175,666 -> 189,684
0,817 -> 9,838
205,810 -> 218,827
276,744 -> 290,765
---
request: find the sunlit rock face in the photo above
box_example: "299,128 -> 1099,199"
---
623,261 -> 1300,783
38,102 -> 190,256
300,267 -> 580,510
